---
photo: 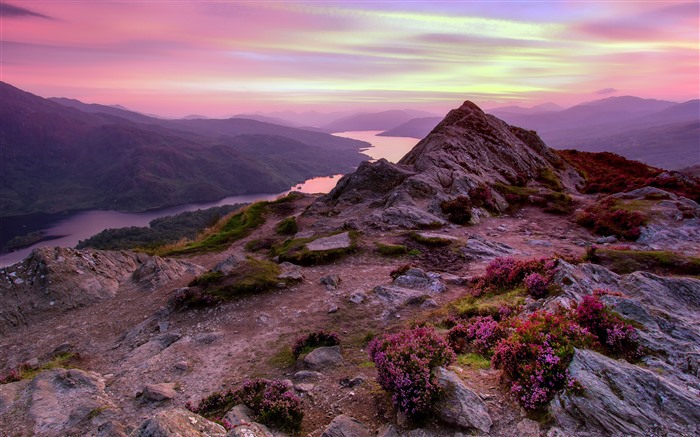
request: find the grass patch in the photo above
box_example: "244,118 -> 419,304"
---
456,353 -> 491,370
409,232 -> 455,247
587,248 -> 700,276
268,346 -> 296,368
537,167 -> 563,191
171,257 -> 282,309
375,243 -> 409,256
273,231 -> 357,266
452,288 -> 526,319
188,271 -> 224,287
0,353 -> 79,383
275,217 -> 298,235
161,201 -> 268,255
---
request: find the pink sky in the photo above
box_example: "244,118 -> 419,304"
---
2,1 -> 698,117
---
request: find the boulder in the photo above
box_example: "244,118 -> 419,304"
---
223,404 -> 273,437
302,346 -> 343,371
139,383 -> 177,402
213,254 -> 244,275
550,349 -> 700,436
373,284 -> 429,308
321,414 -> 373,437
25,368 -> 115,436
306,232 -> 352,252
278,262 -> 303,282
293,370 -> 322,382
131,408 -> 226,436
433,367 -> 492,433
392,268 -> 446,293
131,256 -> 203,290
462,235 -> 516,261
320,274 -> 341,290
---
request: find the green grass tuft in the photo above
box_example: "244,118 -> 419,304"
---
375,243 -> 409,256
275,217 -> 298,235
456,353 -> 491,370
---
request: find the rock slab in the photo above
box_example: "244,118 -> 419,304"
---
321,414 -> 373,437
433,367 -> 492,433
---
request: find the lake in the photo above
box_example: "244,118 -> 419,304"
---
0,131 -> 417,267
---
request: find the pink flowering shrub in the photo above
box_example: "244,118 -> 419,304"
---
492,310 -> 595,410
368,327 -> 455,418
575,293 -> 641,359
292,331 -> 340,359
448,316 -> 503,355
475,256 -> 559,297
187,378 -> 303,432
524,272 -> 549,298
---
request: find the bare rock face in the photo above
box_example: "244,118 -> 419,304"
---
0,368 -> 118,436
131,408 -> 226,437
0,247 -> 202,334
319,101 -> 579,229
433,367 -> 492,433
321,414 -> 373,437
545,261 -> 700,434
550,349 -> 700,436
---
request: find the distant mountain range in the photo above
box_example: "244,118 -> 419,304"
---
319,109 -> 437,133
378,96 -> 699,170
1,82 -> 370,217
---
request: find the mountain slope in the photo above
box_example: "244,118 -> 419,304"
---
320,109 -> 436,133
376,116 -> 442,139
1,82 -> 369,217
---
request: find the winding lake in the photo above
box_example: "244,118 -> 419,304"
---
0,131 -> 417,267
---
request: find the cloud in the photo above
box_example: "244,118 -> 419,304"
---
0,3 -> 51,19
595,88 -> 618,95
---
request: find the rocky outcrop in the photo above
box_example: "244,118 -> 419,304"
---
545,261 -> 700,434
0,247 -> 202,334
321,414 -> 373,437
551,349 -> 700,436
319,101 -> 580,229
433,367 -> 492,433
131,408 -> 226,436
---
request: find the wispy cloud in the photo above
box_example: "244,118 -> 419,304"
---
0,2 -> 51,19
595,88 -> 618,95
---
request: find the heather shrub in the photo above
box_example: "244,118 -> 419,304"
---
368,327 -> 455,418
188,379 -> 303,433
469,183 -> 496,211
524,272 -> 549,298
574,293 -> 641,359
492,310 -> 594,410
480,256 -> 558,293
448,316 -> 503,355
576,198 -> 647,240
233,379 -> 304,433
440,197 -> 473,224
292,331 -> 340,359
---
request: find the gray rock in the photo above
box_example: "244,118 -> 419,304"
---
462,235 -> 516,261
595,235 -> 617,244
516,418 -> 541,437
414,232 -> 460,243
376,424 -> 401,437
194,331 -> 223,344
278,262 -> 303,282
131,408 -> 226,436
0,380 -> 23,413
328,304 -> 339,313
421,298 -> 439,308
223,404 -> 254,426
174,361 -> 190,371
213,254 -> 244,275
349,290 -> 365,304
320,274 -> 341,290
374,284 -> 429,307
526,239 -> 553,247
303,346 -> 343,371
433,367 -> 492,433
26,369 -> 115,436
550,349 -> 700,436
139,383 -> 177,402
321,414 -> 372,437
0,248 -> 201,334
307,232 -> 352,251
293,370 -> 322,382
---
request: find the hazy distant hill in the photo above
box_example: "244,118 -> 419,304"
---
1,82 -> 370,217
376,117 -> 442,139
320,109 -> 436,133
488,96 -> 699,170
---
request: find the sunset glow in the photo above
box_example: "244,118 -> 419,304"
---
2,1 -> 698,116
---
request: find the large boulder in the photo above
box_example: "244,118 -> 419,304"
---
433,367 -> 492,433
0,247 -> 201,334
550,349 -> 700,436
131,408 -> 226,437
321,414 -> 373,437
302,345 -> 343,371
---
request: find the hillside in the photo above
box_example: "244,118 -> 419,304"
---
1,100 -> 699,437
320,109 -> 436,133
376,116 -> 442,139
489,96 -> 700,170
1,82 -> 370,217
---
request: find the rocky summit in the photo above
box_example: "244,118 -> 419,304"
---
1,101 -> 699,436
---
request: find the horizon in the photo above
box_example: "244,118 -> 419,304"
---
2,1 -> 699,118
